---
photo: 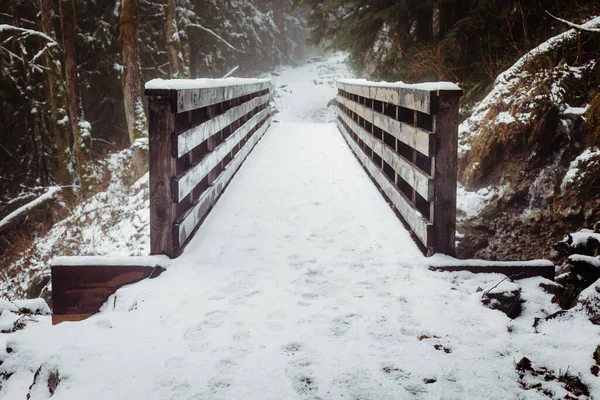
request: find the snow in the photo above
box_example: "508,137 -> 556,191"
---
145,77 -> 269,90
427,254 -> 553,268
2,54 -> 600,399
561,147 -> 600,192
0,186 -> 61,230
51,256 -> 170,268
339,78 -> 461,92
569,254 -> 600,269
561,104 -> 589,116
456,183 -> 506,219
566,229 -> 600,247
11,299 -> 51,316
268,53 -> 351,123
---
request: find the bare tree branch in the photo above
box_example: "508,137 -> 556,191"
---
187,23 -> 247,53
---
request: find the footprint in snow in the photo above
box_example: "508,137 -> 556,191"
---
330,313 -> 360,337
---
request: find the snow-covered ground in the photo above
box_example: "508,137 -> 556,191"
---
1,54 -> 599,399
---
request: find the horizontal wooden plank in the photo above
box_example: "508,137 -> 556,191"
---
338,109 -> 433,201
176,94 -> 270,157
429,264 -> 555,280
51,263 -> 165,318
175,81 -> 271,113
337,95 -> 434,156
175,117 -> 272,248
337,82 -> 432,114
173,108 -> 269,202
337,119 -> 431,247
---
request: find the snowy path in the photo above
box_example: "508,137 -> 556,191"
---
2,55 -> 599,400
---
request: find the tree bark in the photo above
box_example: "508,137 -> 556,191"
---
39,0 -> 75,191
59,0 -> 97,197
166,0 -> 187,78
272,0 -> 286,59
120,0 -> 148,176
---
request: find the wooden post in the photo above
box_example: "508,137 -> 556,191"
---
430,94 -> 460,256
149,95 -> 176,257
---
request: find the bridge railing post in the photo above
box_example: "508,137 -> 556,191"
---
148,93 -> 176,257
335,80 -> 462,256
430,94 -> 460,256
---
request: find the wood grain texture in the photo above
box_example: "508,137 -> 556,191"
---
175,116 -> 272,248
430,95 -> 459,256
173,108 -> 269,202
337,95 -> 433,156
148,95 -> 176,257
176,94 -> 269,157
337,119 -> 431,246
337,82 -> 432,114
52,313 -> 93,324
175,82 -> 270,113
51,263 -> 165,320
338,109 -> 433,201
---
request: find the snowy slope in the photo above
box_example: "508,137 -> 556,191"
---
1,54 -> 599,399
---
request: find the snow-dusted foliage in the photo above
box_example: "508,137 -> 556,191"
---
1,149 -> 149,299
458,17 -> 600,187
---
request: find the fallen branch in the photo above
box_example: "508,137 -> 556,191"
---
0,186 -> 62,233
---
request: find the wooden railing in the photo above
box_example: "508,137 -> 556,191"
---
51,79 -> 273,324
336,80 -> 462,256
145,79 -> 273,258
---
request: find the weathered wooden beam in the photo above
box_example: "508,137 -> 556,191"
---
339,109 -> 434,201
174,81 -> 270,113
148,95 -> 176,257
51,256 -> 167,324
175,116 -> 272,249
337,119 -> 432,246
337,95 -> 434,156
429,95 -> 459,256
172,108 -> 269,202
176,94 -> 269,157
429,259 -> 555,280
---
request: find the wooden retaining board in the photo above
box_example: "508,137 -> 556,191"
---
338,109 -> 434,201
52,261 -> 165,324
337,119 -> 432,247
175,116 -> 272,249
429,263 -> 555,280
336,95 -> 434,157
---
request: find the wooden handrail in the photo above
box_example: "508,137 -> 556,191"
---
336,79 -> 462,256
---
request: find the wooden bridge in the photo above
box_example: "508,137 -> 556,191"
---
50,78 -> 554,324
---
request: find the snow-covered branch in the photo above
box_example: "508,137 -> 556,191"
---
0,186 -> 62,232
0,24 -> 58,45
187,23 -> 247,53
546,11 -> 600,33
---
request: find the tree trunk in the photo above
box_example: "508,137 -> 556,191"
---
166,0 -> 187,78
120,0 -> 148,176
59,0 -> 97,197
39,0 -> 76,191
12,10 -> 49,188
272,0 -> 286,59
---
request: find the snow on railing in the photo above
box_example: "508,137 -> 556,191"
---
336,79 -> 462,256
144,78 -> 273,257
